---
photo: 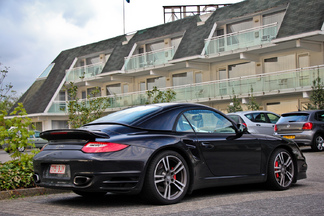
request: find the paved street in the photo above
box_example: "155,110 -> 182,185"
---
0,148 -> 323,216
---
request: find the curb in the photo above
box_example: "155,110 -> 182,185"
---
0,187 -> 70,200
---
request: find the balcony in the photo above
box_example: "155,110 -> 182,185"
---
48,65 -> 324,113
124,47 -> 175,71
66,62 -> 104,82
204,23 -> 278,55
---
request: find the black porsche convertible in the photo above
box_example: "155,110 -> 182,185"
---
33,103 -> 307,204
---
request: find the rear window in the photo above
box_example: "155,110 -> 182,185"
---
277,113 -> 309,123
90,105 -> 162,125
227,115 -> 242,124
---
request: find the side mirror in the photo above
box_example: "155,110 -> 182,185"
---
237,123 -> 248,134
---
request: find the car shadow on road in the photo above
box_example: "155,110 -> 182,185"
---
46,182 -> 307,207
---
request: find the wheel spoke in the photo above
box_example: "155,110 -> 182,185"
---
172,162 -> 184,175
162,157 -> 170,171
285,157 -> 292,167
286,171 -> 293,181
163,183 -> 171,199
154,174 -> 165,184
173,180 -> 185,192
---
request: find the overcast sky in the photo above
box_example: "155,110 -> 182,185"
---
0,0 -> 241,95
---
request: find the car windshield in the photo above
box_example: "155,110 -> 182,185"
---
277,113 -> 309,123
89,105 -> 162,125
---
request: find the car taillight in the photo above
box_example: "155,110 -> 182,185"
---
274,125 -> 278,132
242,123 -> 247,127
81,142 -> 129,153
302,122 -> 313,130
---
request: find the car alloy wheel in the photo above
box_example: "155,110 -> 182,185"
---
143,150 -> 189,204
312,134 -> 324,151
267,148 -> 295,190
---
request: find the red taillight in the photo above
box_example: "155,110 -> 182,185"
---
274,125 -> 278,132
81,142 -> 129,153
242,123 -> 247,127
302,122 -> 313,130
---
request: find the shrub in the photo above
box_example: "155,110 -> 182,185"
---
0,153 -> 36,191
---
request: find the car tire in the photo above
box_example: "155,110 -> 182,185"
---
73,190 -> 106,198
311,134 -> 324,151
142,150 -> 189,205
266,148 -> 295,190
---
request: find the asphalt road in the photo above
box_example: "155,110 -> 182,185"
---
0,147 -> 323,216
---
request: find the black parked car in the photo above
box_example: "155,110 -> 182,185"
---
274,110 -> 324,151
33,103 -> 307,204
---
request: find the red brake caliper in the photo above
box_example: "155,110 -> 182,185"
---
275,161 -> 279,178
172,167 -> 176,180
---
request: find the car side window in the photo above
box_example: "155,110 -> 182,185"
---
267,113 -> 280,123
176,114 -> 194,132
316,112 -> 324,122
179,109 -> 235,133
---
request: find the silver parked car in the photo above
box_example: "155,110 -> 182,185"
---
227,111 -> 280,136
274,110 -> 324,151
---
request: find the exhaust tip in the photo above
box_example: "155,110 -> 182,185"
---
73,176 -> 92,186
33,174 -> 40,183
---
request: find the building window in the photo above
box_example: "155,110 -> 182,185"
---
38,63 -> 54,78
87,87 -> 101,98
264,54 -> 295,73
140,82 -> 146,91
106,84 -> 122,95
82,91 -> 86,99
195,72 -> 202,83
59,91 -> 66,101
228,62 -> 255,78
227,19 -> 253,34
52,120 -> 68,129
263,11 -> 285,26
172,72 -> 193,86
147,77 -> 166,90
123,84 -> 129,93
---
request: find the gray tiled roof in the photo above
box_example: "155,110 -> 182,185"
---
11,0 -> 324,115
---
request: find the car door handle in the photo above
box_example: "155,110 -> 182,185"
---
256,124 -> 261,126
201,142 -> 214,149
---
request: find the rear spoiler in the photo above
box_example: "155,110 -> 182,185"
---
40,129 -> 109,141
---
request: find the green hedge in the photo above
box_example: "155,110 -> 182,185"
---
0,155 -> 35,191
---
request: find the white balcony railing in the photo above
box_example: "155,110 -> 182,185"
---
204,23 -> 278,55
124,47 -> 175,71
48,65 -> 324,113
66,62 -> 104,82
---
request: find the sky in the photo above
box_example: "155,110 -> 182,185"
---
0,0 -> 242,95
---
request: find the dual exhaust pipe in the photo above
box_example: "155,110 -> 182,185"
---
33,174 -> 91,186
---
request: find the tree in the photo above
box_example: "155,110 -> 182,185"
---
304,75 -> 324,110
227,89 -> 243,113
0,63 -> 19,112
0,103 -> 35,159
63,82 -> 110,128
146,86 -> 176,104
246,87 -> 260,111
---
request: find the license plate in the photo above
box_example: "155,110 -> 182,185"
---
50,164 -> 66,174
283,135 -> 295,139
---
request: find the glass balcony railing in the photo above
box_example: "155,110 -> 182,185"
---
204,23 -> 278,55
124,47 -> 175,71
48,65 -> 324,113
66,63 -> 104,82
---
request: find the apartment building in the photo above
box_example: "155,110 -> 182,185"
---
12,0 -> 324,131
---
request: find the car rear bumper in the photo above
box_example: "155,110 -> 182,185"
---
33,147 -> 153,194
274,131 -> 314,146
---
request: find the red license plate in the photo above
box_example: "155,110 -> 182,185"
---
50,164 -> 66,174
